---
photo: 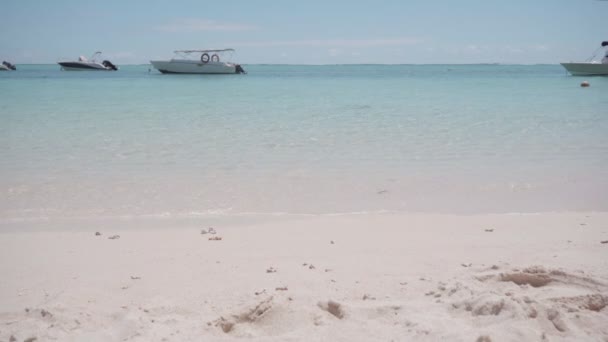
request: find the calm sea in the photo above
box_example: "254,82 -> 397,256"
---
1,64 -> 607,222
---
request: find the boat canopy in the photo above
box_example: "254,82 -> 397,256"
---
602,41 -> 608,47
174,49 -> 235,53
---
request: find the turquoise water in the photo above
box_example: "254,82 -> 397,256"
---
1,64 -> 607,220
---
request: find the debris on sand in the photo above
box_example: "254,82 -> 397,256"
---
108,235 -> 120,240
201,227 -> 217,235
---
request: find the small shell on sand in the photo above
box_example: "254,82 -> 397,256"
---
202,227 -> 217,235
362,294 -> 376,300
108,235 -> 120,240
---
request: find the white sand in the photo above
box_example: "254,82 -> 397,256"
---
1,212 -> 607,341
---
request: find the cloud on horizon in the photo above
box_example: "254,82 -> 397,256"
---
227,37 -> 424,48
156,19 -> 258,32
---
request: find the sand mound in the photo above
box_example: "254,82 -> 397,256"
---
446,265 -> 608,340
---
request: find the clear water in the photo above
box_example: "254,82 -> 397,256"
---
1,64 -> 607,221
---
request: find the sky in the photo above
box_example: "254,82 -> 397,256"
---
0,0 -> 606,65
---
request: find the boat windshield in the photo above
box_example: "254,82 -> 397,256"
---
89,51 -> 103,62
171,49 -> 236,63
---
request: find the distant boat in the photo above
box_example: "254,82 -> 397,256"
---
561,41 -> 608,76
58,51 -> 118,71
150,49 -> 246,74
1,61 -> 16,71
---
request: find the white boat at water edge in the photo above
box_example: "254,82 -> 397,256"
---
150,49 -> 246,74
58,51 -> 118,71
561,41 -> 608,76
1,61 -> 16,71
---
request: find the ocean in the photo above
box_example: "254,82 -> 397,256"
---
1,64 -> 607,223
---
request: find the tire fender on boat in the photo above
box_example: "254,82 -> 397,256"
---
201,53 -> 210,63
211,54 -> 220,62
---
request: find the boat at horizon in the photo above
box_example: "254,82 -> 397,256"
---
560,41 -> 608,76
1,61 -> 16,71
150,49 -> 246,74
58,52 -> 118,71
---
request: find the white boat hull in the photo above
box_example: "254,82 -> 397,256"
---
58,62 -> 114,71
560,63 -> 608,76
150,60 -> 238,74
0,65 -> 9,71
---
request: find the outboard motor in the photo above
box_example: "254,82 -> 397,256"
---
2,61 -> 16,70
102,60 -> 118,71
235,64 -> 246,74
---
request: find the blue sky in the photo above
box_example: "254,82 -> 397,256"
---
1,0 -> 606,64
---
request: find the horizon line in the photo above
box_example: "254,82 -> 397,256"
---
10,62 -> 562,66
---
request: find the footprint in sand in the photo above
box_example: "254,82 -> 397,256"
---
318,300 -> 345,319
212,296 -> 274,333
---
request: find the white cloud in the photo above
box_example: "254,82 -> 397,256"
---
328,48 -> 341,57
230,37 -> 423,48
157,19 -> 258,32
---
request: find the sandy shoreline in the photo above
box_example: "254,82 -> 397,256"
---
1,212 -> 607,341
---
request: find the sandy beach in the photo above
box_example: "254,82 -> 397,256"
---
1,212 -> 607,341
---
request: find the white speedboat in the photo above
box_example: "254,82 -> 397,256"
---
561,41 -> 608,76
150,49 -> 246,74
58,52 -> 118,71
1,61 -> 16,71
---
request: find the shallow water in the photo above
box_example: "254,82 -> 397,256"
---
1,64 -> 607,220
